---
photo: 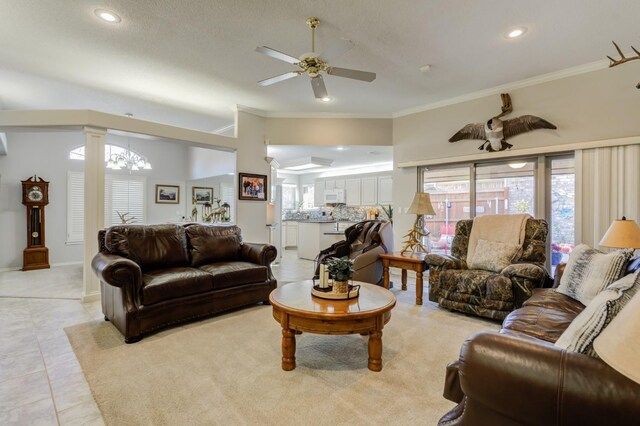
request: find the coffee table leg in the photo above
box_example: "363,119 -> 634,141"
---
282,328 -> 296,371
401,269 -> 407,291
416,270 -> 423,305
368,330 -> 383,372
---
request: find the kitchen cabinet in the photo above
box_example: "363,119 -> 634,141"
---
361,177 -> 378,205
313,181 -> 324,207
345,178 -> 361,206
334,179 -> 346,189
324,180 -> 335,190
377,175 -> 393,205
283,221 -> 298,248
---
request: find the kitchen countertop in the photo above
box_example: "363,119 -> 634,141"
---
323,231 -> 344,235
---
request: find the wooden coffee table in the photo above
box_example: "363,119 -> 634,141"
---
269,281 -> 396,372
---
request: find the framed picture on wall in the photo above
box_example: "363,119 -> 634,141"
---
238,173 -> 267,201
155,185 -> 180,204
192,187 -> 214,204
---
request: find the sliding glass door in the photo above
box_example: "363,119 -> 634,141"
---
422,167 -> 471,254
421,155 -> 575,268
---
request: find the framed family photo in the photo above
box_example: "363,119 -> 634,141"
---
192,187 -> 214,204
155,185 -> 180,204
238,173 -> 267,201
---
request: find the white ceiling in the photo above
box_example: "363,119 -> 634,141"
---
268,145 -> 392,174
1,0 -> 639,130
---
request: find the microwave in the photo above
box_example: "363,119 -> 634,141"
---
323,189 -> 345,204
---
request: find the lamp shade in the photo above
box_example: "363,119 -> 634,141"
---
407,192 -> 435,216
599,218 -> 640,249
594,290 -> 640,385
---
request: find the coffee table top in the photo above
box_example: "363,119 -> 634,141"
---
269,280 -> 396,320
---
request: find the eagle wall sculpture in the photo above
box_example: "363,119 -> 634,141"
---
449,93 -> 557,152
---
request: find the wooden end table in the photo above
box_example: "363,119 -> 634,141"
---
379,252 -> 428,305
269,281 -> 396,372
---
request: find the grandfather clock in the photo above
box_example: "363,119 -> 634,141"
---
21,176 -> 50,271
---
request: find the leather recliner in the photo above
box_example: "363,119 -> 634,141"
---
315,220 -> 394,285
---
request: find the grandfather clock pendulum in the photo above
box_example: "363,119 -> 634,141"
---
21,175 -> 50,271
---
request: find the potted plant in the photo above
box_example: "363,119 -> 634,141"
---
326,257 -> 354,293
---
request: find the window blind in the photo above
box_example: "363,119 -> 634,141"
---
67,173 -> 146,242
66,171 -> 85,243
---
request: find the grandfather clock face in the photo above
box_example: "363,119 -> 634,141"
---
21,176 -> 50,271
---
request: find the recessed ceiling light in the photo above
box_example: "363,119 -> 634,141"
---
419,64 -> 431,73
320,96 -> 332,102
336,146 -> 345,151
506,27 -> 527,39
95,9 -> 121,23
508,162 -> 528,169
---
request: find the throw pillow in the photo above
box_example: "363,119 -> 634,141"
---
555,271 -> 640,357
556,244 -> 633,305
467,239 -> 522,273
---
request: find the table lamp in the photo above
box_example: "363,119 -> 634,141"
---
401,192 -> 435,254
599,216 -> 640,249
594,290 -> 640,385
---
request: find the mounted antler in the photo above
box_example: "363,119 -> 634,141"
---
607,41 -> 640,89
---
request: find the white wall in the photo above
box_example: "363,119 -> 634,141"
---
234,110 -> 270,244
188,146 -> 235,180
0,131 -> 84,269
104,134 -> 190,225
392,66 -> 640,251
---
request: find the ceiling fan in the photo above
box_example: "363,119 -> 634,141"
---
255,17 -> 376,100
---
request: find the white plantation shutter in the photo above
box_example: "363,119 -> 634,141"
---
67,173 -> 146,242
104,175 -> 146,227
67,171 -> 85,243
220,181 -> 235,222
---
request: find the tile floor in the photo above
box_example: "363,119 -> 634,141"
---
0,249 -> 409,425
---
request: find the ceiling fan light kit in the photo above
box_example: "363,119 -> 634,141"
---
255,17 -> 376,100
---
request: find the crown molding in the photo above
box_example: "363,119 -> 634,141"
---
393,59 -> 610,118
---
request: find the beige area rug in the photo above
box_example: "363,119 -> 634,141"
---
65,288 -> 498,425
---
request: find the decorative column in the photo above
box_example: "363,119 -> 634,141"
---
82,126 -> 106,302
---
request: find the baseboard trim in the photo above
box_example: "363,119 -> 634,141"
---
0,261 -> 83,273
0,266 -> 21,272
81,292 -> 101,303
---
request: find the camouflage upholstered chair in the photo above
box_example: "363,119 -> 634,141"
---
426,218 -> 549,320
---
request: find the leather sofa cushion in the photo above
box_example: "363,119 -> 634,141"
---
105,224 -> 189,271
502,305 -> 580,343
199,261 -> 268,290
186,225 -> 242,266
141,267 -> 214,305
523,288 -> 585,314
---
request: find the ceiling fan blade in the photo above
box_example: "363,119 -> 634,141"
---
258,72 -> 301,86
311,75 -> 328,99
327,67 -> 376,82
255,46 -> 300,65
318,38 -> 354,62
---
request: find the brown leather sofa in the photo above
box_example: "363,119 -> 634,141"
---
439,262 -> 640,425
92,223 -> 277,343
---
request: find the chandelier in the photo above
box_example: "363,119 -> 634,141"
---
106,145 -> 152,172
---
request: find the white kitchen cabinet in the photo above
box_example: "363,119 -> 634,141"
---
297,222 -> 320,260
324,180 -> 335,190
313,181 -> 325,207
283,221 -> 298,248
377,175 -> 393,205
361,177 -> 378,205
345,178 -> 361,206
334,179 -> 346,189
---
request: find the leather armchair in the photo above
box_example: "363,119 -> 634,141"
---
315,220 -> 393,285
426,218 -> 549,320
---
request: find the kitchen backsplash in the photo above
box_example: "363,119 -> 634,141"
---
283,204 -> 390,222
